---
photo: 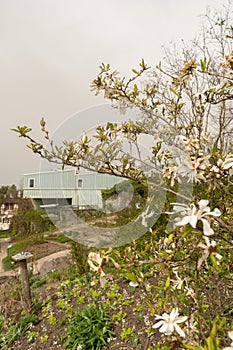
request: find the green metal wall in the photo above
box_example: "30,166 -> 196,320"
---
23,170 -> 127,209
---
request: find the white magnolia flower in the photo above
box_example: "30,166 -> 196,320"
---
222,155 -> 233,170
136,206 -> 154,227
173,199 -> 221,236
184,286 -> 196,299
152,307 -> 188,338
223,330 -> 233,350
87,252 -> 103,272
162,165 -> 180,187
87,250 -> 120,288
197,236 -> 222,269
177,156 -> 209,183
87,252 -> 106,287
171,268 -> 184,290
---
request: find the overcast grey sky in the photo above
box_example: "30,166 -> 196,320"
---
0,0 -> 222,186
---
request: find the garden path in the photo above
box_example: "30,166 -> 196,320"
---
0,248 -> 71,279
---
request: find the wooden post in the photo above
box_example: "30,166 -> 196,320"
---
12,252 -> 33,314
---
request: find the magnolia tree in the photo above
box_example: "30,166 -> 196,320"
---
13,3 -> 233,229
13,3 -> 233,349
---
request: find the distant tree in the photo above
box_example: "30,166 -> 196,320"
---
10,198 -> 53,236
0,185 -> 17,205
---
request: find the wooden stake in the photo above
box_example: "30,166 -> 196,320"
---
12,252 -> 33,314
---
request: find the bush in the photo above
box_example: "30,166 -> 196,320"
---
70,241 -> 90,276
64,303 -> 114,350
56,233 -> 72,244
0,313 -> 39,349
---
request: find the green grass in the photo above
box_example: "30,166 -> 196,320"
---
0,229 -> 13,239
1,235 -> 46,271
2,256 -> 15,270
47,233 -> 72,244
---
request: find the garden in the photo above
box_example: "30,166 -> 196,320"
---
2,2 -> 233,349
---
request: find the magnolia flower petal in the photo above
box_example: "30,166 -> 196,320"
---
100,275 -> 107,288
174,324 -> 186,338
210,208 -> 221,217
172,203 -> 189,212
222,157 -> 233,169
175,216 -> 193,227
88,260 -> 99,272
175,316 -> 188,323
152,320 -> 165,329
198,199 -> 209,213
197,255 -> 206,269
201,219 -> 214,236
189,215 -> 198,228
129,281 -> 139,287
161,313 -> 170,322
160,322 -> 174,335
170,307 -> 179,321
228,331 -> 233,341
154,314 -> 166,321
202,208 -> 221,217
88,252 -> 102,266
215,253 -> 223,260
198,240 -> 208,250
203,236 -> 211,246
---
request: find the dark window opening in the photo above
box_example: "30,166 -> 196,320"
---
29,178 -> 35,188
78,179 -> 83,188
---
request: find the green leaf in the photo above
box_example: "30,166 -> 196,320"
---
132,69 -> 139,75
182,224 -> 193,237
211,142 -> 218,154
168,233 -> 174,242
133,84 -> 139,95
200,57 -> 207,72
184,343 -> 202,350
209,323 -> 217,338
11,126 -> 32,136
165,276 -> 170,289
210,254 -> 219,271
125,272 -> 137,282
169,86 -> 181,97
40,118 -> 46,127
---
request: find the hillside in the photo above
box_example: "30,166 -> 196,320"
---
0,226 -> 232,350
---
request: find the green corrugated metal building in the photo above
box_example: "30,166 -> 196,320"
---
23,169 -> 125,210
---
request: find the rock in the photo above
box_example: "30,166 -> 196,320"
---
38,256 -> 70,275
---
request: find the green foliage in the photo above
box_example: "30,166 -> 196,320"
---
185,324 -> 219,350
64,303 -> 114,350
2,234 -> 48,271
2,255 -> 15,271
0,229 -> 13,239
9,198 -> 54,237
30,275 -> 48,289
0,313 -> 39,349
56,233 -> 72,243
0,312 -> 4,331
7,3 -> 233,349
120,326 -> 135,340
11,125 -> 32,137
100,179 -> 148,227
70,241 -> 90,276
0,184 -> 17,206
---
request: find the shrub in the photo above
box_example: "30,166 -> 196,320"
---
0,313 -> 39,349
64,302 -> 114,350
70,241 -> 90,276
